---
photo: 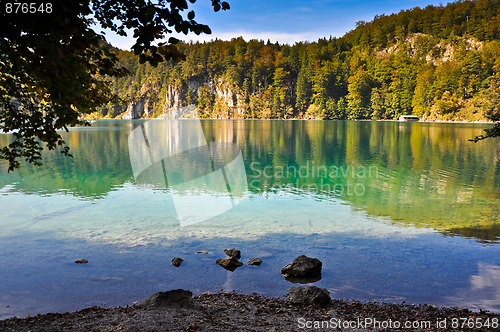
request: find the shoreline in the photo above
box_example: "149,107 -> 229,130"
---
1,291 -> 499,331
81,117 -> 495,124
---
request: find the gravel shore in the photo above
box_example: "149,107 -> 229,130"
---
1,292 -> 498,331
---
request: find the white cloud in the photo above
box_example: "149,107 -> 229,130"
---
446,263 -> 500,313
99,13 -> 348,50
106,30 -> 341,50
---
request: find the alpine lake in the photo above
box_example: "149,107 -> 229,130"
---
1,119 -> 499,318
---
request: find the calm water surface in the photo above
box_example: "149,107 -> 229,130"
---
0,120 -> 499,318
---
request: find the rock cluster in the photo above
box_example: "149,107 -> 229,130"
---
216,248 -> 243,271
214,249 -> 264,271
75,251 -> 329,307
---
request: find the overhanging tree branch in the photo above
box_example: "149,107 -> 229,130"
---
0,0 -> 230,171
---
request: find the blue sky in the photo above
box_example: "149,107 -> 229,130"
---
104,0 -> 455,50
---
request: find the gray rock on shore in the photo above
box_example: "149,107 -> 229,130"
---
286,286 -> 331,306
2,291 -> 495,331
140,289 -> 193,308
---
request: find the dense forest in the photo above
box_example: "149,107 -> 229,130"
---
94,0 -> 500,122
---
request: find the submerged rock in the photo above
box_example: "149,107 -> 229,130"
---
140,289 -> 192,308
223,248 -> 241,260
286,286 -> 330,306
281,255 -> 322,283
171,257 -> 184,267
248,258 -> 262,266
215,258 -> 243,272
196,250 -> 209,254
74,259 -> 88,264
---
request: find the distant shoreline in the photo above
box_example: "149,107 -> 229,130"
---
378,118 -> 493,124
81,117 -> 495,124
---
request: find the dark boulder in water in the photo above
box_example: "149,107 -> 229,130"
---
171,257 -> 184,267
216,258 -> 243,272
223,248 -> 241,260
281,255 -> 322,282
247,258 -> 262,266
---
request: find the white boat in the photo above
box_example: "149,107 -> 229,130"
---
399,115 -> 419,121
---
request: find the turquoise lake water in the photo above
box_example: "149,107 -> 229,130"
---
0,120 -> 499,318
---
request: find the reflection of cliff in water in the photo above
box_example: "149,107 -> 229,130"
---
0,120 -> 499,242
203,120 -> 500,243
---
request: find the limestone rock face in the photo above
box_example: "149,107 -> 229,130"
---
123,98 -> 150,119
163,84 -> 183,112
160,79 -> 247,119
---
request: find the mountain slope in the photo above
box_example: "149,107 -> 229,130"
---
95,0 -> 500,122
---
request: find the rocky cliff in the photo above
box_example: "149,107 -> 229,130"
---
131,78 -> 247,119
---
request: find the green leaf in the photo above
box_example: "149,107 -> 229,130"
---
153,53 -> 164,63
168,37 -> 180,44
201,25 -> 212,34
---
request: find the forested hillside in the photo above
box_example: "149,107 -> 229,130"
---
95,0 -> 500,122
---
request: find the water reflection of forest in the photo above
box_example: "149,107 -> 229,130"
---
0,120 -> 498,242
